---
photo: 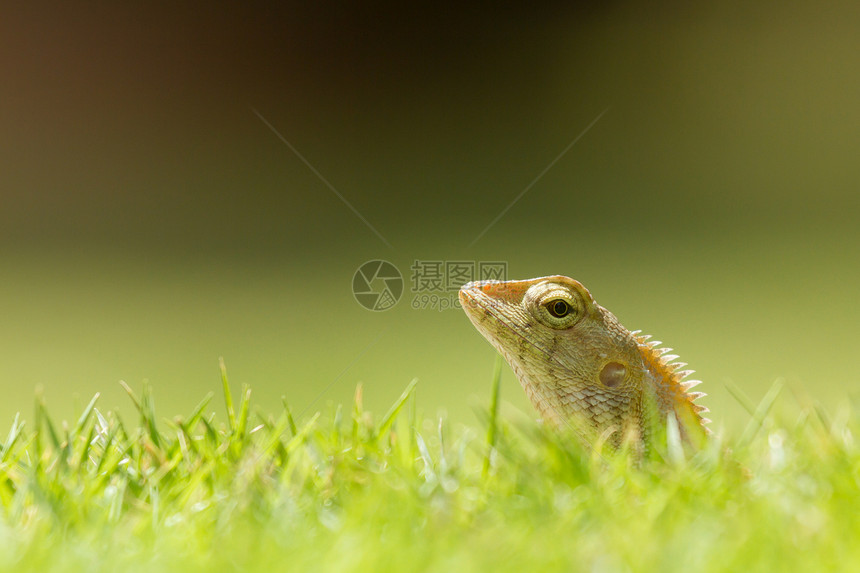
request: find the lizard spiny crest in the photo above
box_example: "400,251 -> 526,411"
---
459,275 -> 709,446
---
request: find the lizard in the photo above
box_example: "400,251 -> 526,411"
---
459,275 -> 709,448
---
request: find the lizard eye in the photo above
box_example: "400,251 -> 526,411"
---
525,282 -> 585,329
546,299 -> 571,318
536,295 -> 581,329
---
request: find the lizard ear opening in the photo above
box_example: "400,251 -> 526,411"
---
599,362 -> 627,388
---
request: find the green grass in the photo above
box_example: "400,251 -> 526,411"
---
0,361 -> 857,573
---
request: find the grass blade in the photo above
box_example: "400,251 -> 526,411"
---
285,412 -> 320,454
236,385 -> 252,440
377,378 -> 418,439
220,357 -> 237,433
282,397 -> 297,437
738,379 -> 784,447
482,354 -> 503,480
73,393 -> 100,436
1,414 -> 24,463
186,392 -> 214,430
724,380 -> 757,417
37,392 -> 61,451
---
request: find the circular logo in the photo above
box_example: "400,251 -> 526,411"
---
352,260 -> 403,311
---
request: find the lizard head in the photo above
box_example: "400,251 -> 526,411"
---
459,275 -> 650,437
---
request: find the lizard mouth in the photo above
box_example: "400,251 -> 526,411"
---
459,284 -> 558,364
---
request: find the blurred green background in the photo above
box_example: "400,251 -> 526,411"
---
2,2 -> 858,432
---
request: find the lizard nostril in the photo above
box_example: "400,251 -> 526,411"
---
599,362 -> 627,388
